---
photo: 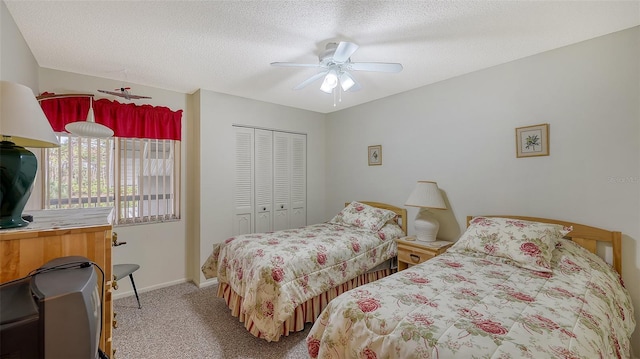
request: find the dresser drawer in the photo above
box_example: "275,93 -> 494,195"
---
397,243 -> 436,265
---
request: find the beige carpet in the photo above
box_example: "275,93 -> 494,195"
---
112,282 -> 310,359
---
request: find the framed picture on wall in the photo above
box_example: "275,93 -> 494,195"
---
368,145 -> 382,166
516,124 -> 549,158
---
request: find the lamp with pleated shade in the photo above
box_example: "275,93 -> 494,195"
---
405,181 -> 447,242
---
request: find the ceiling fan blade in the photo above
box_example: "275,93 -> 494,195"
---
349,62 -> 403,73
271,62 -> 320,68
332,42 -> 359,63
293,71 -> 329,90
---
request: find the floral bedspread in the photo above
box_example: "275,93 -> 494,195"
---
307,239 -> 635,358
202,222 -> 403,341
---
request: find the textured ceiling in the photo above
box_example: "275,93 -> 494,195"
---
5,1 -> 639,114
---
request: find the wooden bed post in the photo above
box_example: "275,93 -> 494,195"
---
612,231 -> 622,276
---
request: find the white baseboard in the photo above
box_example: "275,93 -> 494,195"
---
112,278 -> 188,300
197,277 -> 218,288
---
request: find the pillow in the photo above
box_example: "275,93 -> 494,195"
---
377,221 -> 406,241
448,216 -> 572,272
329,201 -> 397,232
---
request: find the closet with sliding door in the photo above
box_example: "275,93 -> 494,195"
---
233,126 -> 306,236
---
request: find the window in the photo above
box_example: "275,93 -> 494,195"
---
44,133 -> 181,225
38,94 -> 182,225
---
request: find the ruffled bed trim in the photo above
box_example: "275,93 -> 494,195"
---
217,268 -> 393,341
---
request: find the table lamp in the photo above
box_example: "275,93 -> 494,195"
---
1,81 -> 60,229
405,181 -> 446,242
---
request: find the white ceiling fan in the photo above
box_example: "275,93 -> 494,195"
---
271,41 -> 403,94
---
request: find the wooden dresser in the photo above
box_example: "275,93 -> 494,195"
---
0,207 -> 114,358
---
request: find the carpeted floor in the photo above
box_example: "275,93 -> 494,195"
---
112,282 -> 311,359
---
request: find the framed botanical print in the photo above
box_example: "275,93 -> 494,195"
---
516,124 -> 549,158
368,145 -> 382,166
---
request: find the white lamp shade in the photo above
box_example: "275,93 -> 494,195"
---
65,121 -> 114,138
320,70 -> 339,93
64,97 -> 114,138
405,181 -> 446,209
0,81 -> 59,148
339,72 -> 356,91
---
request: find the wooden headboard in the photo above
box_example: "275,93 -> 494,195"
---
467,215 -> 622,275
346,201 -> 408,235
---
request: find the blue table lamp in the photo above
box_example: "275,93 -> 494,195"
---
0,81 -> 60,229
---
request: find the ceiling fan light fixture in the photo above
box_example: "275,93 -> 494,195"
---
271,41 -> 402,97
339,72 -> 355,91
320,69 -> 338,93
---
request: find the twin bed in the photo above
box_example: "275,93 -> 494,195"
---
307,215 -> 635,358
202,203 -> 635,358
202,201 -> 407,341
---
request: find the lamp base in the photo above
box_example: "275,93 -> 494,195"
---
414,209 -> 439,242
0,141 -> 37,229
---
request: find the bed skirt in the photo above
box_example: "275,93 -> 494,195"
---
217,268 -> 394,341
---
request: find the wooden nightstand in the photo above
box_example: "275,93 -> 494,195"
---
396,236 -> 453,271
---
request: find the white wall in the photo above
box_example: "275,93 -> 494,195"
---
195,90 -> 326,285
325,26 -> 640,355
0,0 -> 46,207
37,69 -> 191,296
0,0 -> 38,87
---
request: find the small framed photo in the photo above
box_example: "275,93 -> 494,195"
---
516,124 -> 549,158
368,145 -> 382,166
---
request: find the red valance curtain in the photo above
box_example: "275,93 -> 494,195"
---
40,96 -> 182,140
